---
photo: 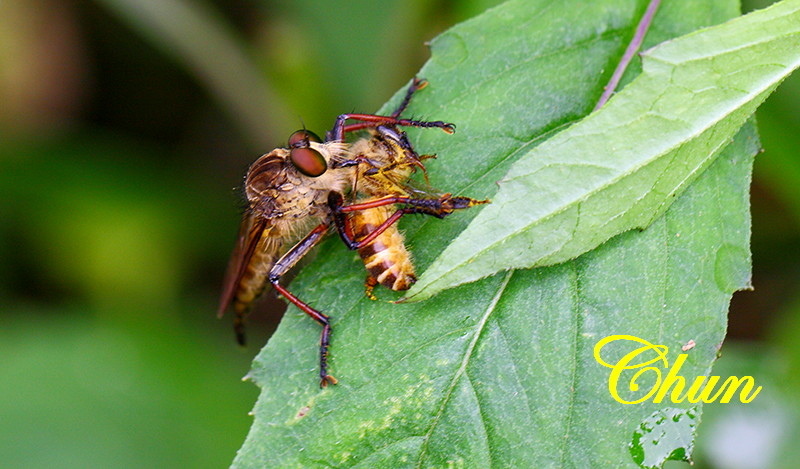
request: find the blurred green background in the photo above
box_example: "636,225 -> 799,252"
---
0,0 -> 797,467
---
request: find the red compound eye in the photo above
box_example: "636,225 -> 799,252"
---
290,147 -> 327,177
287,129 -> 326,177
287,130 -> 322,147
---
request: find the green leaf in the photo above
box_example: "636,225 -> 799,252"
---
235,127 -> 757,467
407,0 -> 800,301
234,0 -> 757,467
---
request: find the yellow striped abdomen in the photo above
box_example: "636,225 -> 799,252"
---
351,205 -> 416,291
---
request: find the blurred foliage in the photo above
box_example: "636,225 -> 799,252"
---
0,0 -> 797,467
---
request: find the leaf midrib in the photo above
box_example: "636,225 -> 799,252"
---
414,270 -> 515,467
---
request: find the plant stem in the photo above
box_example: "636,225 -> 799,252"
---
594,0 -> 661,110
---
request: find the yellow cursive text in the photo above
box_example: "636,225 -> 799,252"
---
594,335 -> 761,404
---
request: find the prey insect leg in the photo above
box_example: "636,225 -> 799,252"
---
391,77 -> 428,118
364,276 -> 379,301
328,192 -> 489,250
268,223 -> 338,387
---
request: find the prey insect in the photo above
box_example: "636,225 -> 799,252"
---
218,79 -> 487,387
329,81 -> 488,300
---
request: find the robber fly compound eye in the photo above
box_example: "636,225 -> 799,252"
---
290,147 -> 328,177
287,129 -> 322,147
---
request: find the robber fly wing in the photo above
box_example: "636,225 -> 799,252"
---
218,212 -> 270,317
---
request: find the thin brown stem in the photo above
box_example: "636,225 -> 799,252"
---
594,0 -> 661,111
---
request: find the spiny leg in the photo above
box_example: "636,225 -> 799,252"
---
330,114 -> 454,142
328,192 -> 489,250
329,77 -> 441,139
270,282 -> 336,387
391,77 -> 428,118
268,223 -> 338,387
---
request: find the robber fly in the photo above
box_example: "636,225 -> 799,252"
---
219,79 -> 487,387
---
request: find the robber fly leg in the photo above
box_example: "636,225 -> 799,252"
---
268,223 -> 338,387
271,281 -> 336,388
328,192 -> 489,250
332,205 -> 406,250
327,78 -> 446,140
330,114 -> 455,142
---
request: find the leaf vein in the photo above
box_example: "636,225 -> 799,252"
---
557,263 -> 581,467
415,270 -> 515,467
